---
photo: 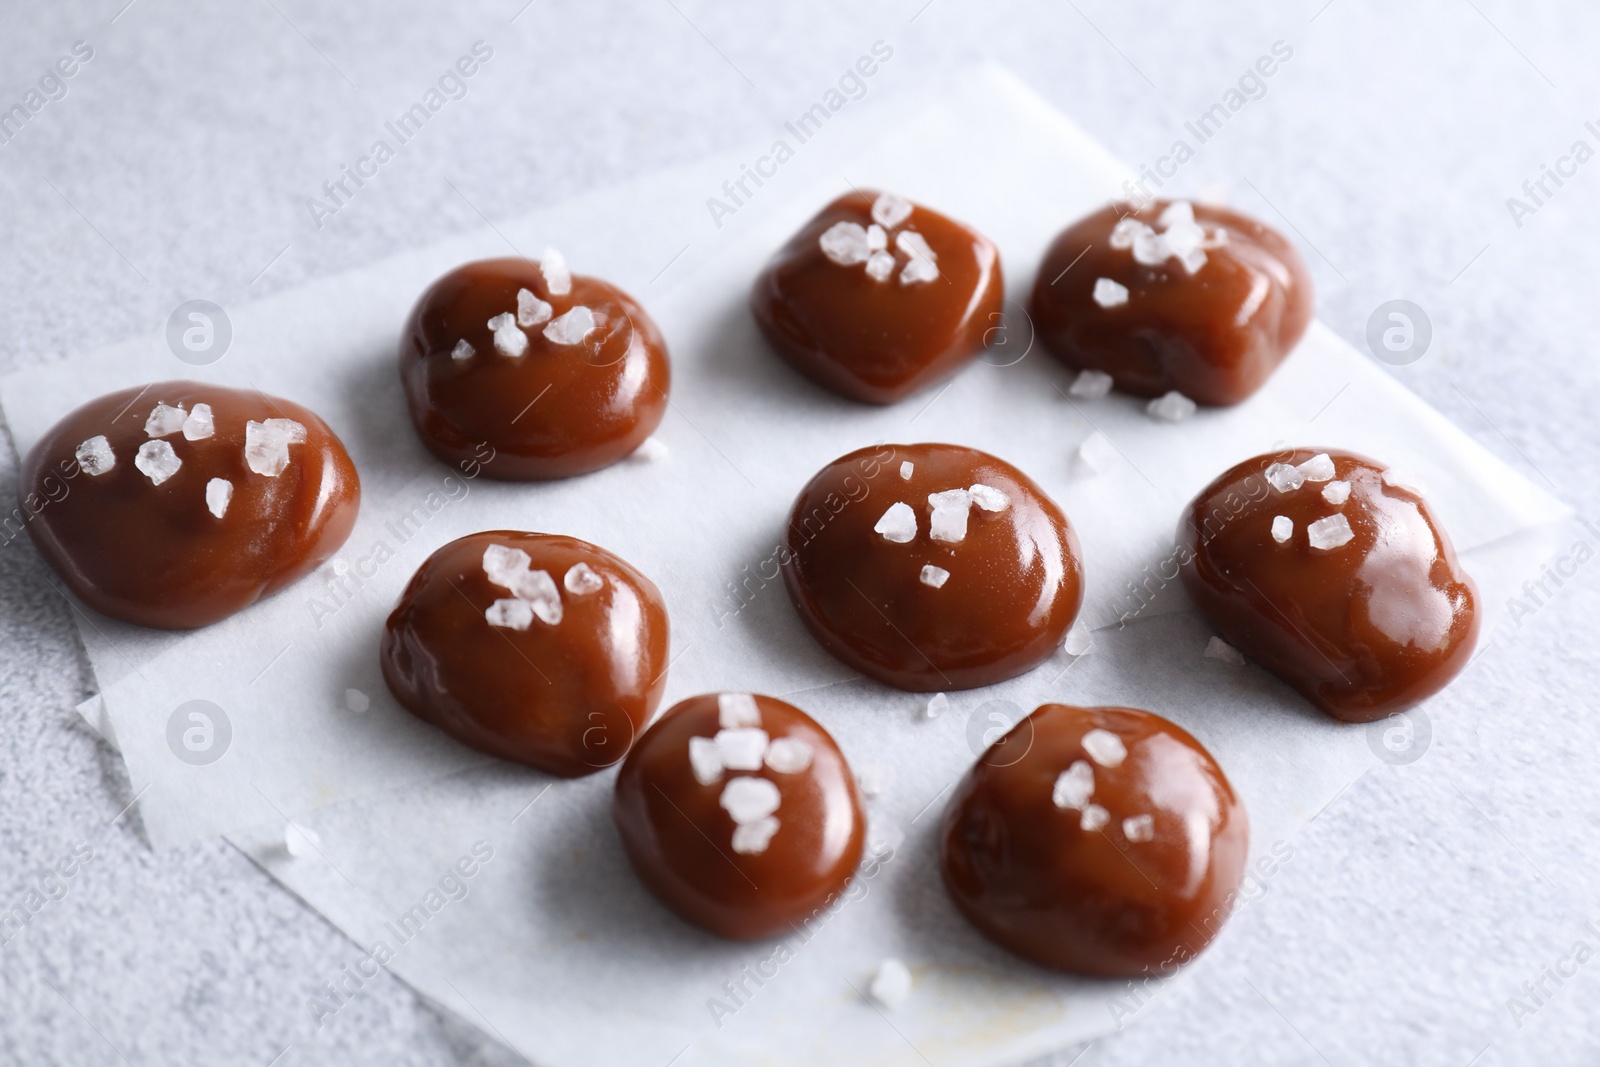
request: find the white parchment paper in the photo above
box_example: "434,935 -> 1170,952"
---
49,65 -> 1578,1065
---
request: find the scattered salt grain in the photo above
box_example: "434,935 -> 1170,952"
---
1131,226 -> 1170,266
76,436 -> 114,476
871,192 -> 914,229
182,403 -> 214,440
720,775 -> 781,823
1062,626 -> 1093,656
1080,804 -> 1110,832
820,221 -> 873,265
244,419 -> 305,477
899,461 -> 914,480
927,488 -> 972,543
717,693 -> 762,730
897,230 -> 939,285
857,764 -> 895,799
868,958 -> 913,1009
485,598 -> 534,630
1322,480 -> 1352,506
483,544 -> 533,588
1123,814 -> 1155,843
874,501 -> 917,544
865,223 -> 888,251
544,306 -> 600,346
1271,515 -> 1294,543
731,816 -> 780,855
135,440 -> 181,485
689,736 -> 724,786
1093,277 -> 1129,308
1109,217 -> 1146,249
1082,728 -> 1127,768
924,692 -> 949,719
1158,200 -> 1196,229
284,823 -> 320,858
1307,513 -> 1355,551
1205,636 -> 1245,665
344,688 -> 370,713
1298,453 -> 1336,482
1264,462 -> 1305,494
1067,369 -> 1115,400
968,483 -> 1010,512
144,402 -> 187,438
919,564 -> 950,589
765,737 -> 814,774
517,287 -> 553,328
1146,390 -> 1196,422
541,247 -> 571,296
451,339 -> 475,362
1074,431 -> 1119,475
1382,468 -> 1426,495
266,418 -> 307,444
1052,760 -> 1095,810
563,562 -> 604,596
715,728 -> 770,771
487,312 -> 527,358
864,250 -> 895,282
506,568 -> 562,625
205,477 -> 232,518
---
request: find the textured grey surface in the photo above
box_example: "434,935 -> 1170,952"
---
0,1 -> 1597,1065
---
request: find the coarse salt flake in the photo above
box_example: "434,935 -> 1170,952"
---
819,221 -> 873,265
1307,513 -> 1355,551
1158,200 -> 1196,229
344,689 -> 370,713
1298,453 -> 1336,482
896,230 -> 939,285
1146,390 -> 1196,422
1123,814 -> 1155,843
1382,468 -> 1426,495
1068,369 -> 1114,400
764,737 -> 814,774
871,192 -> 914,229
182,403 -> 214,440
1074,431 -> 1119,476
543,306 -> 600,346
920,564 -> 950,588
1205,636 -> 1245,665
487,312 -> 528,358
927,488 -> 972,543
864,250 -> 895,282
1109,217 -> 1149,250
144,402 -> 187,438
714,728 -> 769,771
541,248 -> 571,296
1082,728 -> 1127,768
731,815 -> 780,855
1063,626 -> 1093,656
874,501 -> 917,544
1080,804 -> 1110,832
1093,277 -> 1129,307
1264,462 -> 1305,494
205,477 -> 232,518
485,598 -> 534,631
968,483 -> 1010,512
720,775 -> 780,823
1271,515 -> 1294,543
899,461 -> 914,480
506,568 -> 562,624
76,436 -> 114,476
1052,760 -> 1095,810
925,692 -> 949,719
563,562 -> 604,596
688,736 -> 724,786
1322,480 -> 1352,505
517,287 -> 553,328
284,823 -> 320,858
865,223 -> 888,251
244,418 -> 304,477
451,339 -> 475,362
134,440 -> 181,485
868,958 -> 913,1009
717,693 -> 762,730
483,544 -> 533,588
857,764 -> 894,798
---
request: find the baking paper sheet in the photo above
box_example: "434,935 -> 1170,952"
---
46,65 -> 1578,1066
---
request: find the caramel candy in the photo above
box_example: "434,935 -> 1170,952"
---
18,381 -> 359,629
1031,200 -> 1313,406
400,256 -> 670,480
1178,449 -> 1479,722
613,692 -> 865,940
380,531 -> 670,775
783,443 -> 1083,691
751,190 -> 1004,404
940,703 -> 1249,976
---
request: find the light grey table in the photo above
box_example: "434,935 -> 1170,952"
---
2,1 -> 1596,1064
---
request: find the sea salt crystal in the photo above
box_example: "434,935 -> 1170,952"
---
1177,247 -> 1209,274
265,418 -> 307,444
874,502 -> 917,544
1271,515 -> 1294,543
865,223 -> 889,251
1080,804 -> 1110,832
344,689 -> 370,713
1265,462 -> 1305,493
506,569 -> 562,624
629,437 -> 668,463
764,737 -> 814,774
688,736 -> 724,786
134,440 -> 181,485
927,488 -> 972,543
924,692 -> 949,719
968,483 -> 1010,512
819,221 -> 873,265
541,247 -> 571,295
1062,626 -> 1093,656
544,306 -> 600,346
868,958 -> 913,1009
1205,636 -> 1246,665
1123,814 -> 1155,843
1158,200 -> 1195,229
144,402 -> 187,438
1163,218 -> 1206,258
858,764 -> 895,798
899,461 -> 914,480
182,403 -> 214,440
1109,218 -> 1149,249
715,728 -> 769,771
896,230 -> 939,285
1322,480 -> 1352,506
1308,513 -> 1355,551
485,598 -> 534,631
563,562 -> 603,596
451,339 -> 475,362
731,816 -> 780,855
243,419 -> 298,476
864,250 -> 895,282
284,823 -> 320,858
1382,468 -> 1426,495
487,312 -> 527,358
871,192 -> 914,229
1075,431 -> 1119,475
1068,369 -> 1115,399
517,288 -> 553,328
919,564 -> 950,589
205,477 -> 232,518
1082,729 -> 1127,768
1052,760 -> 1095,810
1131,227 -> 1170,266
1093,277 -> 1129,307
483,544 -> 533,588
76,436 -> 114,476
720,776 -> 780,823
717,693 -> 762,729
1146,390 -> 1196,422
1298,453 -> 1336,482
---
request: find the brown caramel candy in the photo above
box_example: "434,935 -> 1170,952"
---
1178,449 -> 1479,722
751,190 -> 1004,404
612,692 -> 865,940
1031,199 -> 1313,406
400,256 -> 670,480
940,703 -> 1249,977
19,381 -> 359,629
380,531 -> 670,776
783,443 -> 1083,691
